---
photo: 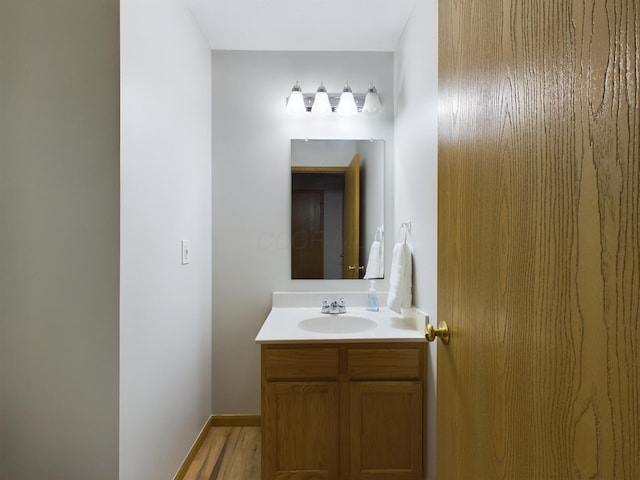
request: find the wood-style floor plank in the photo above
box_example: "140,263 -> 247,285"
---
182,427 -> 261,480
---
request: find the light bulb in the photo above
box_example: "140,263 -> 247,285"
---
337,83 -> 357,116
311,82 -> 332,114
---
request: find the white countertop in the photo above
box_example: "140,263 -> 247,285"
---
255,293 -> 428,344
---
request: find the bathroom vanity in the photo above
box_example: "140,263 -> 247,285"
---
256,293 -> 427,479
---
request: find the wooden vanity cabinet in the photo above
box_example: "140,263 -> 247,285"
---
261,343 -> 425,480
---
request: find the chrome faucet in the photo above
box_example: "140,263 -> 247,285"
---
321,297 -> 347,314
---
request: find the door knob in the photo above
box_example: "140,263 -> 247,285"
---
425,321 -> 450,344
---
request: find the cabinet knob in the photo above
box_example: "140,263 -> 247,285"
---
425,321 -> 450,344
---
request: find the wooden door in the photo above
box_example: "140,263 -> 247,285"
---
349,381 -> 422,479
264,382 -> 340,479
291,190 -> 323,279
343,153 -> 361,278
438,1 -> 639,479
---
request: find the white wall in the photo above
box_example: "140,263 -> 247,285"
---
357,139 -> 386,263
0,1 -> 120,478
211,51 -> 394,414
120,0 -> 212,478
394,1 -> 439,479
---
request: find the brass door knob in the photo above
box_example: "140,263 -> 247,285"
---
425,321 -> 450,344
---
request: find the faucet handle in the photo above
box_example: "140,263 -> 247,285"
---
321,298 -> 330,313
338,297 -> 346,313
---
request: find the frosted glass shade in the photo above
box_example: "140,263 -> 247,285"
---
286,82 -> 306,114
362,85 -> 381,113
337,84 -> 357,116
311,83 -> 332,114
286,90 -> 306,114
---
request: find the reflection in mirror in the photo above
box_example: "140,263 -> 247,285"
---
291,139 -> 384,280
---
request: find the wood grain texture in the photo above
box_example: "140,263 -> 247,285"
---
265,347 -> 339,379
264,382 -> 340,479
350,381 -> 422,479
347,348 -> 421,379
343,153 -> 361,279
210,415 -> 261,427
175,416 -> 215,480
261,343 -> 426,479
181,427 -> 261,480
438,0 -> 639,479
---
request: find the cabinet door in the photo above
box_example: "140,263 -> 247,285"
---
264,381 -> 340,479
350,381 -> 422,479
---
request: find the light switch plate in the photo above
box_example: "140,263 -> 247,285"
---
181,240 -> 190,265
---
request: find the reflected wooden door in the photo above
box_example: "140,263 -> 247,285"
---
343,153 -> 361,278
291,190 -> 323,279
438,0 -> 639,479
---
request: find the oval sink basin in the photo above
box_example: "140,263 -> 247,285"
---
298,315 -> 377,334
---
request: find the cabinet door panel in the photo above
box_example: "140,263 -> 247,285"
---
264,382 -> 339,479
350,381 -> 422,479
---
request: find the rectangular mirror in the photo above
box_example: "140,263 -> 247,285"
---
291,139 -> 384,280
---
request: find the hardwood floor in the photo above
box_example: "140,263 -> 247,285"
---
182,426 -> 261,480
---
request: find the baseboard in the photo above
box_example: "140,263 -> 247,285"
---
211,414 -> 261,427
174,415 -> 215,480
173,414 -> 261,479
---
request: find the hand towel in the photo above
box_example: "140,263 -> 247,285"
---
386,241 -> 412,314
364,227 -> 384,279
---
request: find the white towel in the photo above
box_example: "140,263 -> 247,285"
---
386,241 -> 412,313
364,227 -> 384,279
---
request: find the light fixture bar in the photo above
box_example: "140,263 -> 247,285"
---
286,82 -> 381,114
285,92 -> 370,112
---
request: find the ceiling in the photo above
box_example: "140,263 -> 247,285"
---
185,0 -> 417,51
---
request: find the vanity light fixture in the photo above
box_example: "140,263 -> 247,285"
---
285,82 -> 381,114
